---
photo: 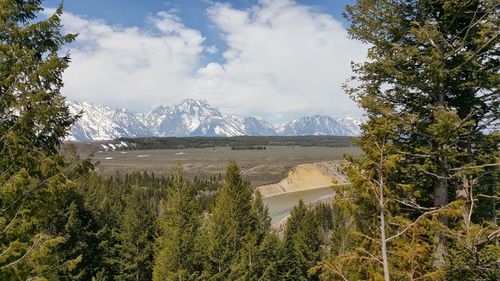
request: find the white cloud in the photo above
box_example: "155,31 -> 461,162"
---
51,0 -> 366,121
197,0 -> 367,121
53,9 -> 205,110
205,45 -> 219,54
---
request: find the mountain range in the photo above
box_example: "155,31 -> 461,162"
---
66,99 -> 363,141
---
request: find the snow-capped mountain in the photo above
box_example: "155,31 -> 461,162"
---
156,99 -> 223,136
136,105 -> 172,133
191,115 -> 247,137
67,102 -> 151,141
335,117 -> 364,136
66,99 -> 363,141
243,117 -> 278,136
281,115 -> 356,136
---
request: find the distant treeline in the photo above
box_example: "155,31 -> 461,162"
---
118,135 -> 355,150
231,145 -> 267,150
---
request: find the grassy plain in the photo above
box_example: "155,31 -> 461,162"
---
84,146 -> 361,186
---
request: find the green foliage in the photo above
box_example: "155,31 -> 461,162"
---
153,167 -> 201,281
109,186 -> 156,281
280,200 -> 323,281
0,1 -> 83,279
320,0 -> 500,279
46,191 -> 103,281
204,161 -> 257,279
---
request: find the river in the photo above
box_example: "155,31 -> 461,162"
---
262,186 -> 335,226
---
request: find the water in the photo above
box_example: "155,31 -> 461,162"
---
263,186 -> 335,225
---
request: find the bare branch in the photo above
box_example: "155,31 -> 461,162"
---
476,194 -> 500,200
392,198 -> 438,211
386,203 -> 454,242
450,163 -> 500,171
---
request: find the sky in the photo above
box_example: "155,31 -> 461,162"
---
42,0 -> 366,122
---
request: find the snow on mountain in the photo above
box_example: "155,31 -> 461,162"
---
273,123 -> 286,135
156,99 -> 223,136
136,105 -> 172,133
243,117 -> 278,136
67,101 -> 151,141
66,99 -> 363,141
190,115 -> 247,137
336,117 -> 364,136
281,115 -> 358,136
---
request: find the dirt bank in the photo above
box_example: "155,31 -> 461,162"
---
255,161 -> 349,198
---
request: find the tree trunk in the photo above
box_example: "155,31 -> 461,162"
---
380,209 -> 390,281
433,72 -> 449,269
378,163 -> 390,281
433,176 -> 448,268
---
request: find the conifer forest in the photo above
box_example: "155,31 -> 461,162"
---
0,1 -> 498,280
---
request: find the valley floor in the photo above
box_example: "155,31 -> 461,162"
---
86,146 -> 361,186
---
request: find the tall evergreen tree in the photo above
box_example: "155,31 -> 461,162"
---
334,0 -> 499,278
153,167 -> 201,281
45,188 -> 103,281
252,191 -> 271,239
227,191 -> 273,280
109,186 -> 156,281
0,1 -> 79,279
280,200 -> 323,281
205,161 -> 257,280
322,108 -> 438,280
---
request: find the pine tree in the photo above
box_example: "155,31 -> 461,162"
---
252,191 -> 271,239
48,193 -> 103,281
0,1 -> 79,279
153,167 -> 201,281
325,107 -> 429,280
228,191 -> 273,280
257,232 -> 281,281
280,200 -> 323,281
205,161 -> 257,280
337,0 -> 499,278
110,186 -> 156,281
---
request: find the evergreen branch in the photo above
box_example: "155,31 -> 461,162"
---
469,170 -> 500,184
447,4 -> 496,57
0,145 -> 35,178
0,243 -> 12,258
385,202 -> 454,242
358,248 -> 382,264
0,234 -> 42,269
452,31 -> 500,70
397,151 -> 431,158
25,253 -> 82,281
1,159 -> 80,213
1,200 -> 25,234
355,231 -> 381,245
460,2 -> 481,43
318,261 -> 349,281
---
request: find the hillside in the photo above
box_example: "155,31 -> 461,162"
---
255,161 -> 349,198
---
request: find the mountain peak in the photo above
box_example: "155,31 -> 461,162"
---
175,99 -> 221,116
179,98 -> 209,105
66,99 -> 362,140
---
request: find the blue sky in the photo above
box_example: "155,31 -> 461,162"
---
43,1 -> 353,28
42,0 -> 365,122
